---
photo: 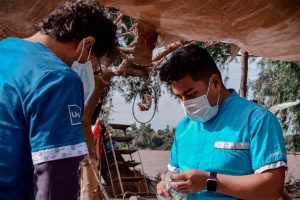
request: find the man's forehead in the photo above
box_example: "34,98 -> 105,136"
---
171,77 -> 194,95
171,76 -> 207,96
171,75 -> 197,89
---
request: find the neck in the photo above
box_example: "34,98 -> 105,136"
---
218,87 -> 232,105
24,32 -> 77,66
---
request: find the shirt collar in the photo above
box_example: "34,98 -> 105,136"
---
219,89 -> 238,109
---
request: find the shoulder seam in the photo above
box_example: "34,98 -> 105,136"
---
23,68 -> 81,115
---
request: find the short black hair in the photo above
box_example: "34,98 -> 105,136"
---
36,0 -> 117,58
159,44 -> 221,85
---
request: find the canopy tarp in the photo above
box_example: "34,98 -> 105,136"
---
1,0 -> 300,61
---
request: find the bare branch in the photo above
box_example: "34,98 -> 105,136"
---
117,67 -> 144,77
121,23 -> 128,31
129,23 -> 137,31
117,31 -> 134,37
114,13 -> 124,25
203,41 -> 220,49
128,37 -> 138,47
115,60 -> 144,77
119,47 -> 134,54
152,40 -> 189,62
119,49 -> 130,60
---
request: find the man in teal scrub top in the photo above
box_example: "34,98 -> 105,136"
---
157,45 -> 287,199
0,0 -> 117,199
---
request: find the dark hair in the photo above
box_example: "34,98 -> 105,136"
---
159,44 -> 221,85
36,0 -> 117,58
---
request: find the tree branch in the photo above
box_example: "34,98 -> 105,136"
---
121,23 -> 129,31
119,47 -> 134,54
117,31 -> 134,37
203,41 -> 220,49
152,40 -> 188,62
114,13 -> 124,25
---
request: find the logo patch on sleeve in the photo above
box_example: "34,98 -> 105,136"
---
68,105 -> 82,125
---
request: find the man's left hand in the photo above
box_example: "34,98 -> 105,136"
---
170,170 -> 209,194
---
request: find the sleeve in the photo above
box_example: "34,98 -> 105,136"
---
34,156 -> 83,200
25,69 -> 88,165
249,110 -> 287,173
168,122 -> 183,173
168,136 -> 179,173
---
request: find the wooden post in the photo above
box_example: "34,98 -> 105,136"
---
239,51 -> 248,98
81,72 -> 113,200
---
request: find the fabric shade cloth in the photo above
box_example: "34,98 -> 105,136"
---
0,0 -> 299,61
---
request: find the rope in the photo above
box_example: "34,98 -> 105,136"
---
132,83 -> 158,124
131,61 -> 160,124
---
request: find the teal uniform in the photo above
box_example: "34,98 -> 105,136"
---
0,38 -> 88,199
170,90 -> 287,199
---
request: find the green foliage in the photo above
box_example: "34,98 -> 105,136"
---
121,15 -> 133,29
251,60 -> 300,134
128,123 -> 174,150
195,42 -> 231,71
285,134 -> 300,152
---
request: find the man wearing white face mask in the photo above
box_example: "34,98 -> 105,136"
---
0,0 -> 117,199
157,45 -> 287,200
71,38 -> 96,105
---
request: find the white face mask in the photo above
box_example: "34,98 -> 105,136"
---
71,39 -> 95,105
181,78 -> 220,122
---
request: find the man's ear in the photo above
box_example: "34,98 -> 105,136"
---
83,36 -> 95,49
76,36 -> 95,54
211,74 -> 221,89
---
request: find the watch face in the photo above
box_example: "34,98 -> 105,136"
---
206,179 -> 218,192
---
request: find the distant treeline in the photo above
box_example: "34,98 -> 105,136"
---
113,123 -> 300,151
112,123 -> 174,150
130,123 -> 174,150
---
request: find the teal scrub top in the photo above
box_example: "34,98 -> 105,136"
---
0,38 -> 87,199
170,90 -> 287,199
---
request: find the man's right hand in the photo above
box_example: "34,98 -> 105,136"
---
157,173 -> 172,199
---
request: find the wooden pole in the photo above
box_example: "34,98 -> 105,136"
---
81,72 -> 114,200
239,51 -> 249,98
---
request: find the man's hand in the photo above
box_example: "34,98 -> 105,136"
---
170,170 -> 209,194
157,173 -> 172,199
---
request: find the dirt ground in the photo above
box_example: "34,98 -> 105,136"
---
129,150 -> 299,179
125,150 -> 300,199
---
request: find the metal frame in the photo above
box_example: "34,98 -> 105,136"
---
103,124 -> 150,197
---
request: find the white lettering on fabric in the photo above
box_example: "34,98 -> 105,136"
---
269,151 -> 285,157
68,105 -> 82,125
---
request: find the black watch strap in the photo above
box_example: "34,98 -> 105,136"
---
206,172 -> 218,192
210,172 -> 217,179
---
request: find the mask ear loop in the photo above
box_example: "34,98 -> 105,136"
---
87,43 -> 93,61
77,38 -> 85,62
216,92 -> 220,106
206,78 -> 212,96
207,77 -> 221,106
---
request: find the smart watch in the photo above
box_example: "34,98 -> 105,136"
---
206,172 -> 218,192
